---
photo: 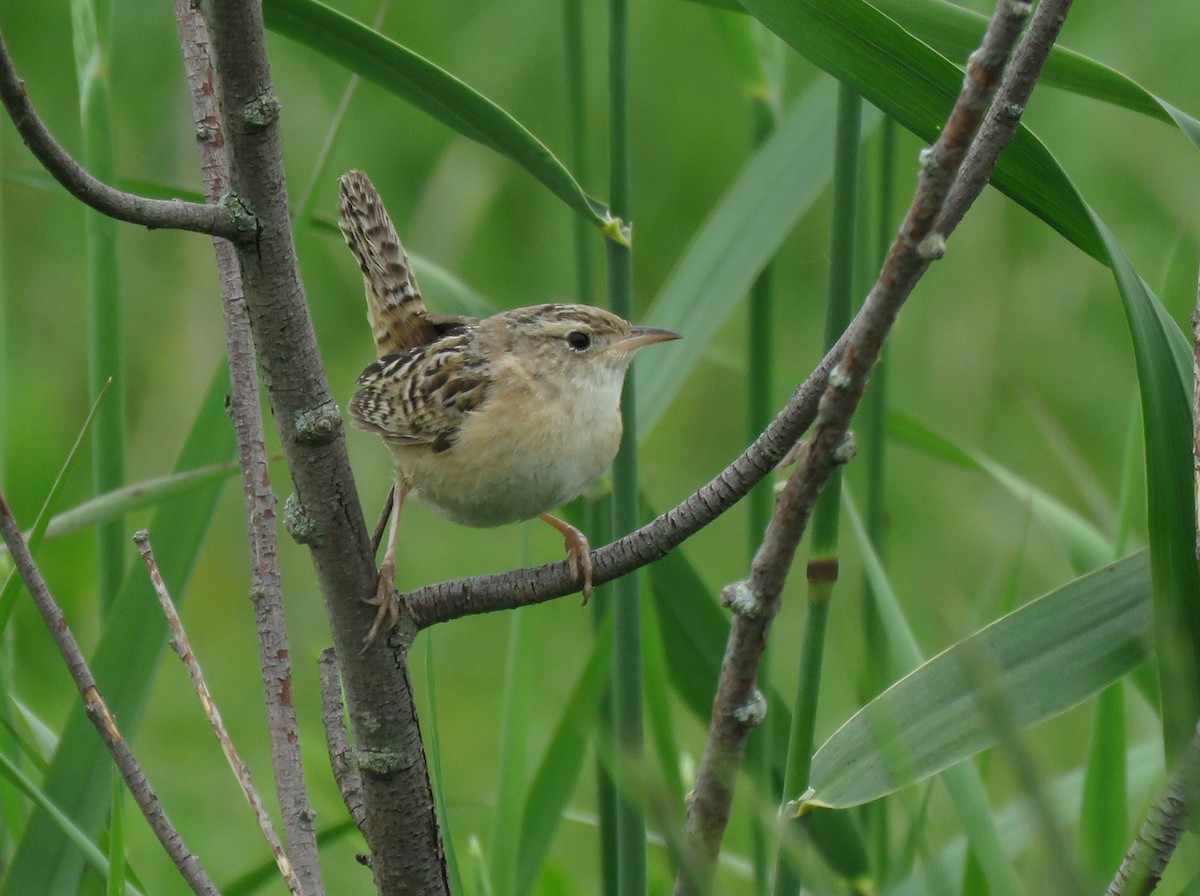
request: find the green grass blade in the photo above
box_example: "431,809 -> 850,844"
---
424,630 -> 465,896
840,496 -> 1024,896
1090,217 -> 1200,758
0,381 -> 111,632
1,364 -> 235,896
32,461 -> 245,545
888,411 -> 1114,573
492,611 -> 532,896
515,611 -> 615,896
262,0 -> 610,228
635,79 -> 882,434
1079,683 -> 1128,888
0,750 -> 144,896
105,770 -> 125,896
805,552 -> 1151,810
71,0 -> 126,613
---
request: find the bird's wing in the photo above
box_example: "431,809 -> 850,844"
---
338,169 -> 440,355
348,333 -> 491,453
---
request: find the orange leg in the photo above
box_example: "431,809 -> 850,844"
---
539,512 -> 594,604
363,478 -> 410,647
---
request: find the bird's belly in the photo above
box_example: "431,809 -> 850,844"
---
396,398 -> 623,528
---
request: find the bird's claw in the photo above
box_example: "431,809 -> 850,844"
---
361,562 -> 400,651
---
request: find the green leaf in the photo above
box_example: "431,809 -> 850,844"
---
805,552 -> 1151,810
262,0 -> 610,228
2,364 -> 235,896
636,79 -> 879,434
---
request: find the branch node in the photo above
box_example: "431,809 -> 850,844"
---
720,580 -> 763,617
220,192 -> 259,235
283,493 -> 323,547
294,402 -> 343,446
356,747 -> 405,776
733,689 -> 767,728
242,92 -> 281,129
918,146 -> 938,171
917,233 -> 947,260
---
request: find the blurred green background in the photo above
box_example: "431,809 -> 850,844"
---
1,0 -> 1198,893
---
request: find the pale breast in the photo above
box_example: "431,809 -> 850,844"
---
397,358 -> 626,527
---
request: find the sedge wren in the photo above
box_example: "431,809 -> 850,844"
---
338,170 -> 679,644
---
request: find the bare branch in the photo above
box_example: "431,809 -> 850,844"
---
0,30 -> 247,240
1106,719 -> 1200,896
319,649 -> 368,837
0,493 -> 221,896
135,530 -> 306,896
197,0 -> 449,891
402,328 -> 849,630
673,0 -> 1049,889
171,5 -> 324,891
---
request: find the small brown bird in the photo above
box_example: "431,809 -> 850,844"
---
339,170 -> 679,644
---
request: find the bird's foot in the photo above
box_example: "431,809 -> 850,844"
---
561,526 -> 594,605
361,560 -> 400,650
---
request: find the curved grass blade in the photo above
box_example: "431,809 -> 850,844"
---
867,0 -> 1200,146
735,0 -> 1101,259
0,750 -> 145,896
262,0 -> 610,229
803,552 -> 1152,811
688,0 -> 1200,145
2,364 -> 235,896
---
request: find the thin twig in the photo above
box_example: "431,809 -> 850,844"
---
0,494 -> 220,896
172,5 -> 325,892
135,530 -> 306,896
0,30 -> 246,240
318,649 -> 368,837
1106,720 -> 1200,896
674,1 -> 1042,890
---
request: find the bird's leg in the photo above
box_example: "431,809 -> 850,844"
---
363,478 -> 410,647
539,512 -> 594,604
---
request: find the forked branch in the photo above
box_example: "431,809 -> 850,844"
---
0,30 -> 247,240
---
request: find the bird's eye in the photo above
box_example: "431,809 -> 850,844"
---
566,330 -> 592,351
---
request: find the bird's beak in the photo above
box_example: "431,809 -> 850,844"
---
611,325 -> 681,353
